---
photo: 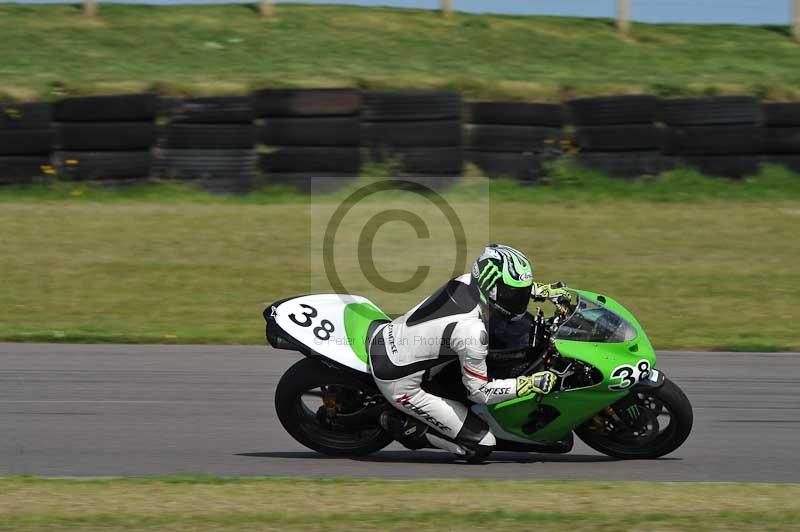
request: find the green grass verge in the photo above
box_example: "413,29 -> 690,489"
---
2,4 -> 800,100
2,162 -> 800,204
0,172 -> 798,351
1,477 -> 798,531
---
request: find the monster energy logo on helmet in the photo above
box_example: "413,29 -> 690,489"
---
477,262 -> 502,290
471,244 -> 534,318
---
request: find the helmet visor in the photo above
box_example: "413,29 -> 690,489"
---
495,283 -> 531,319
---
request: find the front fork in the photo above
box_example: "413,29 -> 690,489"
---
589,368 -> 667,433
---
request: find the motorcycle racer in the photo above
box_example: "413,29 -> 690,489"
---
367,244 -> 567,461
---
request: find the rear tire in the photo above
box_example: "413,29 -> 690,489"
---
575,378 -> 693,459
275,357 -> 393,457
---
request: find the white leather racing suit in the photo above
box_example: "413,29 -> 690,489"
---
368,274 -> 520,452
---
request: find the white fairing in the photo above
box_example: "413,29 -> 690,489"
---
270,294 -> 380,373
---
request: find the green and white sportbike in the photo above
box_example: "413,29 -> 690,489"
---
264,289 -> 693,460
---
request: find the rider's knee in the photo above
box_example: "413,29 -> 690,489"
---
455,410 -> 495,450
476,430 -> 496,447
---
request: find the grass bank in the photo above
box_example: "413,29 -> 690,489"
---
0,174 -> 798,351
1,476 -> 798,531
2,162 -> 800,204
1,4 -> 800,101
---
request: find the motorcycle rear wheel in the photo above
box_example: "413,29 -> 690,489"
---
275,357 -> 394,457
575,378 -> 693,459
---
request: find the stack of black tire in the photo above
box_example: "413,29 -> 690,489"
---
465,102 -> 564,181
158,96 -> 256,189
362,91 -> 463,185
0,102 -> 54,184
662,96 -> 762,178
257,89 -> 361,192
568,95 -> 668,177
761,102 -> 800,173
54,94 -> 155,181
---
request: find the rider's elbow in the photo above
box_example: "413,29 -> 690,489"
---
466,388 -> 490,405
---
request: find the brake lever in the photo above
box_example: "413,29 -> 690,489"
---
550,361 -> 574,378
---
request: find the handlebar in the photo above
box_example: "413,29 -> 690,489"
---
528,293 -> 575,349
530,294 -> 574,313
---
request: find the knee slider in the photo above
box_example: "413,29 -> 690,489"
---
477,431 -> 496,447
455,411 -> 495,449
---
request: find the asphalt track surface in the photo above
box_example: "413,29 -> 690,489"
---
1,343 -> 798,482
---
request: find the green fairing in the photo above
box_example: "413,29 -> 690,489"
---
488,289 -> 657,443
343,302 -> 390,364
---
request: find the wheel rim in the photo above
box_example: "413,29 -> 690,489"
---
292,383 -> 385,450
585,391 -> 678,454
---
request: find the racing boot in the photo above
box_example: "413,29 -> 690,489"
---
379,410 -> 428,450
426,413 -> 496,463
424,433 -> 494,463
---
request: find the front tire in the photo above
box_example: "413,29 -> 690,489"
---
275,357 -> 393,457
575,378 -> 693,459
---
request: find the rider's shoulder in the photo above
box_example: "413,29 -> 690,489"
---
453,315 -> 487,343
453,273 -> 471,285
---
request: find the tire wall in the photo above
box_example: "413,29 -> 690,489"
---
465,102 -> 564,182
567,95 -> 672,178
156,96 -> 256,190
255,89 -> 362,192
53,93 -> 157,181
660,96 -> 762,178
761,102 -> 800,174
2,91 -> 799,186
360,90 -> 463,191
0,102 -> 55,184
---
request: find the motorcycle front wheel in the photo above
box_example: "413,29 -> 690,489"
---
575,378 -> 693,459
275,357 -> 394,457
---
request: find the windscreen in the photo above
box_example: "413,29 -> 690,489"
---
554,296 -> 637,343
